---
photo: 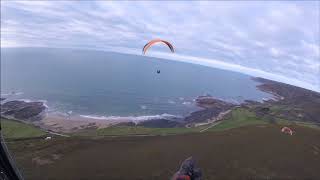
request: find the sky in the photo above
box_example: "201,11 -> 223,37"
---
1,1 -> 320,92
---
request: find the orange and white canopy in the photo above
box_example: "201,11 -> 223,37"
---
281,127 -> 293,135
142,39 -> 174,55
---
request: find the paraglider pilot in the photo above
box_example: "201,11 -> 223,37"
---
172,157 -> 202,180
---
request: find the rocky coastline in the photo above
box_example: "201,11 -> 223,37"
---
1,77 -> 319,132
1,100 -> 46,121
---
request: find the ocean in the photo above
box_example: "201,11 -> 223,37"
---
1,48 -> 271,120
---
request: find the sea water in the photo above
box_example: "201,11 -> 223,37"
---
1,48 -> 270,120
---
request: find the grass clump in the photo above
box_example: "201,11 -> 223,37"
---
1,118 -> 46,139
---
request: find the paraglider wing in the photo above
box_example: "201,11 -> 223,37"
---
281,127 -> 294,135
142,39 -> 175,55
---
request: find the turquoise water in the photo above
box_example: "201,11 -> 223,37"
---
1,48 -> 270,119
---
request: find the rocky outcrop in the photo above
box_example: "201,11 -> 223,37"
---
253,77 -> 320,123
184,96 -> 235,124
0,98 -> 5,101
195,96 -> 235,109
1,100 -> 46,121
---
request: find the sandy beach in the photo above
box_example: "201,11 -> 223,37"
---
37,114 -> 131,133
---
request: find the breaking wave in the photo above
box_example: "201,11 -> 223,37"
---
140,105 -> 147,110
182,101 -> 192,105
79,113 -> 180,122
1,91 -> 24,96
17,99 -> 49,108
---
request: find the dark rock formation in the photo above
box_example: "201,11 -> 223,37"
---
0,98 -> 5,101
116,122 -> 136,126
138,119 -> 182,128
184,109 -> 221,123
184,96 -> 235,123
1,100 -> 46,121
195,96 -> 234,109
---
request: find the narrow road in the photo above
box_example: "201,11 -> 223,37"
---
200,121 -> 222,132
47,131 -> 70,137
199,109 -> 231,132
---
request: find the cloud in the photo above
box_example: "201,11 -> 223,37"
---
1,1 -> 319,92
269,48 -> 281,57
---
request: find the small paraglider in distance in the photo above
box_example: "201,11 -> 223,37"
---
142,39 -> 175,74
281,127 -> 294,135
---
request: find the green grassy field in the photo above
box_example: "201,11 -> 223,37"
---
98,126 -> 198,136
7,124 -> 320,180
2,107 -> 318,139
1,118 -> 47,139
77,108 -> 266,136
206,108 -> 267,131
2,108 -> 320,179
75,107 -> 319,136
75,125 -> 204,137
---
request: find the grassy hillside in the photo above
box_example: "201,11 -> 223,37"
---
2,108 -> 320,179
7,124 -> 320,180
78,108 -> 270,136
75,107 -> 319,136
208,108 -> 268,131
275,118 -> 320,130
1,118 -> 46,139
75,125 -> 204,137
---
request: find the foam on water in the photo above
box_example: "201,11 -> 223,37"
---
140,105 -> 147,110
79,113 -> 180,122
182,101 -> 192,105
1,92 -> 24,97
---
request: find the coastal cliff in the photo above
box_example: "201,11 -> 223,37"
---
0,100 -> 46,121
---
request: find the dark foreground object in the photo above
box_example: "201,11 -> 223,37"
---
0,135 -> 22,180
6,124 -> 320,180
172,157 -> 202,180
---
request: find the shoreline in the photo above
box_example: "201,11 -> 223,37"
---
36,112 -> 183,133
0,97 -> 231,133
37,114 -> 125,133
2,76 -> 319,133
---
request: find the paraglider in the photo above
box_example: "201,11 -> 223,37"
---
281,127 -> 294,135
142,39 -> 174,74
142,39 -> 175,55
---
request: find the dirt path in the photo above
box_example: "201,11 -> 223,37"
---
198,109 -> 231,132
200,121 -> 222,132
47,131 -> 70,137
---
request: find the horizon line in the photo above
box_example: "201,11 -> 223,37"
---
1,45 -> 319,93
